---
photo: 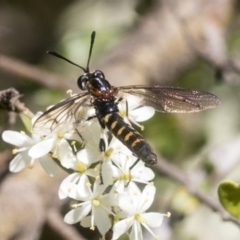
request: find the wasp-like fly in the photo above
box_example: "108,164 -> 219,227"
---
33,31 -> 221,168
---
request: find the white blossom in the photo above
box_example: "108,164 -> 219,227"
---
64,178 -> 113,236
112,185 -> 169,240
2,130 -> 58,176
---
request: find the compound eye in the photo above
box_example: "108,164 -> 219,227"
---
77,75 -> 89,90
93,70 -> 105,79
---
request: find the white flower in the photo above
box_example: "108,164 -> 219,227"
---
110,155 -> 155,200
2,130 -> 58,176
64,178 -> 113,236
112,185 -> 169,240
58,148 -> 98,199
28,131 -> 76,169
118,95 -> 155,125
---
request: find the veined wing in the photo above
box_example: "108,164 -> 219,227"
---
32,93 -> 90,135
115,85 -> 221,113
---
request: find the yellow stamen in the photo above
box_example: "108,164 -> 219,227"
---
134,214 -> 146,223
75,162 -> 86,173
57,132 -> 64,139
52,153 -> 58,159
71,141 -> 76,146
141,125 -> 145,131
71,204 -> 78,209
66,89 -> 73,95
20,131 -> 25,135
12,149 -> 18,154
167,212 -> 171,218
133,191 -> 138,196
120,173 -> 131,181
90,226 -> 95,231
46,106 -> 52,111
113,215 -> 119,224
105,148 -> 113,157
120,110 -> 126,118
86,182 -> 91,187
92,199 -> 100,206
28,165 -> 34,169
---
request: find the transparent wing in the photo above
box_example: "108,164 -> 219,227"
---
32,93 -> 90,135
115,85 -> 221,113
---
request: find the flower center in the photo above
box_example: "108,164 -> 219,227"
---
92,199 -> 100,206
57,132 -> 64,139
120,173 -> 131,181
120,110 -> 126,118
105,147 -> 113,158
134,214 -> 146,223
76,162 -> 86,173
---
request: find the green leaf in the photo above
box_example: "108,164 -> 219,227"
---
19,113 -> 32,133
218,180 -> 240,218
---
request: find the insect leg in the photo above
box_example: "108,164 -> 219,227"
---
115,96 -> 124,105
124,98 -> 144,131
75,128 -> 86,149
86,115 -> 96,121
125,157 -> 141,187
99,132 -> 106,185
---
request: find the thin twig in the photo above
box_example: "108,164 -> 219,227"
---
155,157 -> 240,227
0,54 -> 74,90
47,208 -> 86,240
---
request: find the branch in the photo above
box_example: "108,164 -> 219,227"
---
155,157 -> 240,227
47,208 -> 86,240
0,54 -> 75,90
0,88 -> 34,119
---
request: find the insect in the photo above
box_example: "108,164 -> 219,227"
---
33,31 -> 221,169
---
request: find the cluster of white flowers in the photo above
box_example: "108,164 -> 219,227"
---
2,94 -> 170,240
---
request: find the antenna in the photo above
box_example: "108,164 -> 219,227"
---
47,51 -> 87,72
47,31 -> 96,73
86,31 -> 96,72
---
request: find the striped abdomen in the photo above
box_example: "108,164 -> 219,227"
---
103,113 -> 157,165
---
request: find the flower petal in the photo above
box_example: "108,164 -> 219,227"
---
28,138 -> 55,158
130,220 -> 143,240
76,174 -> 91,198
2,130 -> 32,146
64,203 -> 91,224
39,155 -> 58,177
80,216 -> 91,227
130,106 -> 155,122
101,162 -> 113,186
141,212 -> 164,228
58,139 -> 75,169
92,178 -> 108,198
58,173 -> 80,199
9,152 -> 30,172
118,193 -> 136,215
137,185 -> 156,212
112,217 -> 133,240
93,206 -> 111,236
